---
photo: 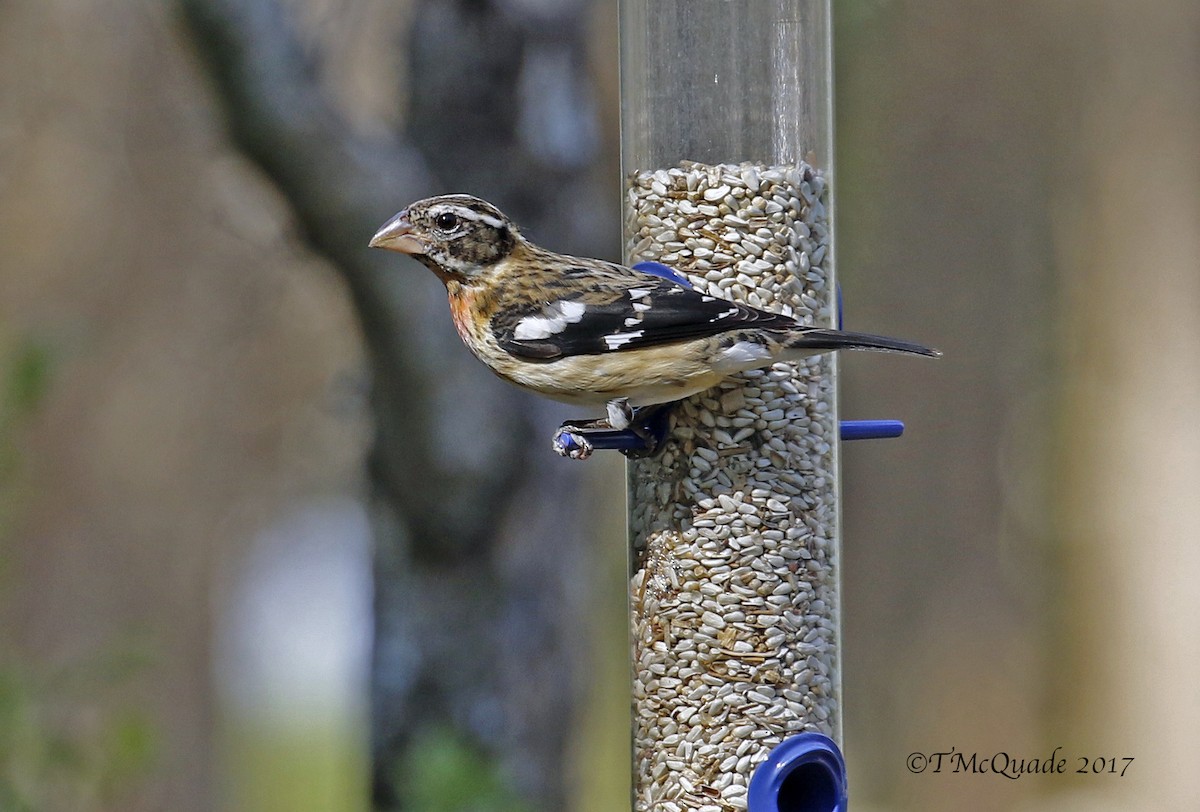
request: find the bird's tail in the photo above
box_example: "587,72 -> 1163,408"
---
783,327 -> 941,358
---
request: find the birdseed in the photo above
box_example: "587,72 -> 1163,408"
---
626,160 -> 840,811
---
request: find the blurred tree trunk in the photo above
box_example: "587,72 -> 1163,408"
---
178,0 -> 617,808
1052,1 -> 1200,808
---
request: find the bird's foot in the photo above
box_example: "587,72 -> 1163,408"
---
552,424 -> 597,459
552,403 -> 675,460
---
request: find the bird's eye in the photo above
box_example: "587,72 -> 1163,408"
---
434,212 -> 460,231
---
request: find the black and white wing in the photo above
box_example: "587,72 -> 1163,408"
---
491,265 -> 796,360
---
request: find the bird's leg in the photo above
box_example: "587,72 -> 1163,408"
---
619,402 -> 674,459
552,398 -> 635,459
606,397 -> 635,431
551,401 -> 677,460
552,415 -> 610,460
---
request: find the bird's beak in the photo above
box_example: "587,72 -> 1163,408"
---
369,211 -> 425,255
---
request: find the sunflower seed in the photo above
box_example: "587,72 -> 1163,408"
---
627,160 -> 841,811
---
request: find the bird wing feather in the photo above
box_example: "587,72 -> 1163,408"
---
491,264 -> 797,360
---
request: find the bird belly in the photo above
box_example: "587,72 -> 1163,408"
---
496,346 -> 727,407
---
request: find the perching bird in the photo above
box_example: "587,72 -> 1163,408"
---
370,194 -> 938,455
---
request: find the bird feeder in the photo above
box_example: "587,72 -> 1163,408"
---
620,2 -> 848,810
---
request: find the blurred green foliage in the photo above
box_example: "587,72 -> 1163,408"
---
223,719 -> 368,812
0,334 -> 157,810
393,727 -> 530,812
0,646 -> 157,811
0,337 -> 49,537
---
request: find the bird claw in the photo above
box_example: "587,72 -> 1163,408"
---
551,403 -> 674,460
552,427 -> 594,460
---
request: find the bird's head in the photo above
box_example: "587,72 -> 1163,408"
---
369,194 -> 519,282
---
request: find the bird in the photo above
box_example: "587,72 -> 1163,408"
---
369,194 -> 938,457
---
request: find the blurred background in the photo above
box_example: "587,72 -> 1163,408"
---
1,0 -> 1197,810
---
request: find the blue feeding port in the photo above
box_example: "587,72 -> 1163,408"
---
633,260 -> 694,288
561,418 -> 904,454
839,419 -> 904,441
554,425 -> 650,455
748,733 -> 848,812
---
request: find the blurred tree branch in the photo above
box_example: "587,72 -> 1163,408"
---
178,0 -> 532,555
178,0 -> 614,808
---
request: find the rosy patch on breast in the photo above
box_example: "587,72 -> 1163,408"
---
448,292 -> 476,343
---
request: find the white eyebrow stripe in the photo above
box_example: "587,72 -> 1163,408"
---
471,212 -> 505,228
428,204 -> 505,229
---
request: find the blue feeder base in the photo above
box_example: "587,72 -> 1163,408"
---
748,733 -> 848,812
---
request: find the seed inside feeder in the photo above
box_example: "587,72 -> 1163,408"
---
627,159 -> 840,811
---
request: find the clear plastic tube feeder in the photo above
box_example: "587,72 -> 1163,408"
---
620,2 -> 845,810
